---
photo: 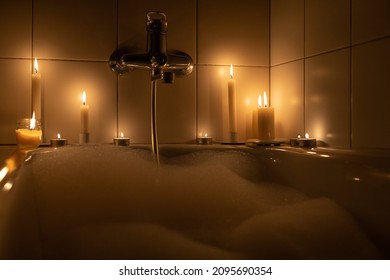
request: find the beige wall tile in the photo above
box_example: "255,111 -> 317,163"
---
118,71 -> 150,143
305,49 -> 351,148
271,0 -> 304,65
0,59 -> 31,144
198,0 -> 269,66
118,69 -> 196,144
271,60 -> 304,139
305,0 -> 350,56
0,0 -> 32,58
34,0 -> 117,60
352,38 -> 390,149
352,0 -> 390,44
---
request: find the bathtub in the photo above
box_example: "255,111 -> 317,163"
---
0,144 -> 389,260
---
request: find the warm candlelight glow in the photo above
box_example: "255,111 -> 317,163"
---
30,112 -> 36,130
0,166 -> 8,182
33,58 -> 38,73
253,90 -> 275,140
82,90 -> 87,105
120,132 -> 124,138
197,132 -> 212,144
229,64 -> 233,79
57,133 -> 61,139
305,133 -> 310,138
263,91 -> 268,108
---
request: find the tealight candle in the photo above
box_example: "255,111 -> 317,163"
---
299,133 -> 317,148
197,133 -> 212,145
50,133 -> 68,147
290,135 -> 301,147
291,133 -> 317,148
114,132 -> 130,146
15,112 -> 42,149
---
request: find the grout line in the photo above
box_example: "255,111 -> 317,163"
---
270,35 -> 390,68
197,63 -> 269,68
116,0 -> 119,136
195,0 -> 199,137
349,0 -> 353,149
303,0 -> 306,134
268,0 -> 271,107
0,57 -> 110,63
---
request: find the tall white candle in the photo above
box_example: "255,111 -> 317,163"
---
32,58 -> 42,121
253,91 -> 275,140
228,64 -> 237,142
80,91 -> 89,134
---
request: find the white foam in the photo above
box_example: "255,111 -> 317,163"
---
15,145 -> 381,259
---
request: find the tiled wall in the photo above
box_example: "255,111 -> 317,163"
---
0,0 -> 389,149
0,0 -> 269,144
271,0 -> 390,149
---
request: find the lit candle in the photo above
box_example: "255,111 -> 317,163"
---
114,132 -> 130,146
79,90 -> 89,143
32,58 -> 42,121
300,133 -> 317,148
228,64 -> 237,142
197,132 -> 212,145
253,91 -> 275,140
15,112 -> 42,149
290,134 -> 301,147
50,133 -> 68,147
290,133 -> 317,148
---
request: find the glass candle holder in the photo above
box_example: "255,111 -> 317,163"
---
15,118 -> 42,149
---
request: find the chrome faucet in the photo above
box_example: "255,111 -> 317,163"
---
109,12 -> 193,166
109,11 -> 193,83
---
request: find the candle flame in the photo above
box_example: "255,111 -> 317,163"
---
82,91 -> 87,105
30,112 -> 36,130
305,133 -> 309,138
120,132 -> 124,138
229,64 -> 233,79
298,135 -> 301,138
57,133 -> 61,139
205,133 -> 208,137
33,58 -> 38,73
257,94 -> 262,108
263,91 -> 268,107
